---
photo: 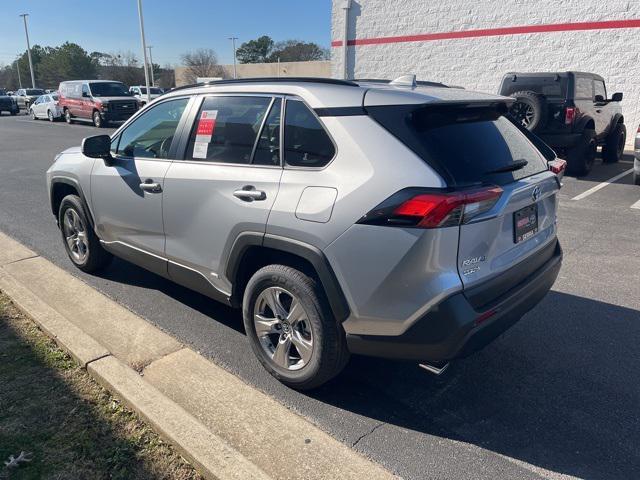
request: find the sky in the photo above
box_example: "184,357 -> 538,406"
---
0,0 -> 333,66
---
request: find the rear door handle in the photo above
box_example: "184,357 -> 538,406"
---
140,180 -> 162,193
233,186 -> 266,201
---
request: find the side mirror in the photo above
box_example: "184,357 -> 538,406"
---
82,91 -> 90,98
594,94 -> 605,103
612,92 -> 623,102
82,135 -> 112,160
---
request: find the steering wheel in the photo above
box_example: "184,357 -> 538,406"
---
159,136 -> 173,158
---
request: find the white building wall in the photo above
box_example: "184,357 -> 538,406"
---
331,0 -> 640,145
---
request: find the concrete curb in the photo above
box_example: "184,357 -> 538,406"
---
0,231 -> 397,480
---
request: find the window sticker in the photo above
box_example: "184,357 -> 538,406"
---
195,110 -> 218,143
193,141 -> 209,159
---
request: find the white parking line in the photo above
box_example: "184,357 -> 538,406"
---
631,199 -> 640,209
571,168 -> 634,201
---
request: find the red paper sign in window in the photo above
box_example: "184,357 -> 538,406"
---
195,110 -> 218,143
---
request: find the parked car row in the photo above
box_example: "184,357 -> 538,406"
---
1,81 -> 169,127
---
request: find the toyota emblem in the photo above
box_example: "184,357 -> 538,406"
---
532,186 -> 541,202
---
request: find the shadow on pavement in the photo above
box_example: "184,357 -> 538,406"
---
310,291 -> 640,480
97,257 -> 243,334
91,256 -> 640,479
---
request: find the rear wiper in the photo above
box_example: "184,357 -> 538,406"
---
485,158 -> 528,174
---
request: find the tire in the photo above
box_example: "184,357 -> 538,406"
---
30,109 -> 37,120
64,109 -> 73,124
602,123 -> 626,164
10,109 -> 17,116
92,110 -> 102,128
508,90 -> 548,131
567,129 -> 597,176
243,265 -> 349,390
58,195 -> 112,273
634,171 -> 640,186
47,110 -> 54,122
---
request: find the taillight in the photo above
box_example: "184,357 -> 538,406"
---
358,186 -> 503,229
548,158 -> 567,175
565,107 -> 576,125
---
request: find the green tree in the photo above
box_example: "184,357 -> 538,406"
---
268,40 -> 329,62
236,35 -> 274,64
36,43 -> 97,88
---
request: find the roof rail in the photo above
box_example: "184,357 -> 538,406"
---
168,77 -> 359,93
354,78 -> 450,88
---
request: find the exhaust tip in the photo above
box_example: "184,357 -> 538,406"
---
418,362 -> 450,376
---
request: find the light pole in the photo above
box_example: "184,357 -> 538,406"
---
19,14 -> 36,88
15,56 -> 23,89
147,45 -> 155,86
137,0 -> 151,104
228,37 -> 238,79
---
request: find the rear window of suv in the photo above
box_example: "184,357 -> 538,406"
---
368,105 -> 549,187
501,76 -> 568,98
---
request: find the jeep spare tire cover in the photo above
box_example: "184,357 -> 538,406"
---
508,90 -> 548,131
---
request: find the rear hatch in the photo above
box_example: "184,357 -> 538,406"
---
499,74 -> 571,134
366,94 -> 560,309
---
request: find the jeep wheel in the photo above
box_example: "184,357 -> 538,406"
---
602,123 -> 626,164
567,129 -> 597,176
243,265 -> 349,390
92,110 -> 102,128
508,90 -> 548,131
58,195 -> 112,273
64,109 -> 73,124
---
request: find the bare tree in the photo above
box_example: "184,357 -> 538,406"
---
180,49 -> 224,83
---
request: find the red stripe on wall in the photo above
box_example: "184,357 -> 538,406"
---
331,19 -> 640,47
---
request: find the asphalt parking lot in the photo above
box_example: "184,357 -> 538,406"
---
1,112 -> 639,480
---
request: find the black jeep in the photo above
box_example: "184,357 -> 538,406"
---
499,72 -> 625,176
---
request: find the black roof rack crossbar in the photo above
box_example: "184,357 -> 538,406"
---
354,78 -> 450,88
169,77 -> 359,93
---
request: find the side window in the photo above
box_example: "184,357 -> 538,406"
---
82,84 -> 90,97
185,95 -> 271,164
575,77 -> 593,100
284,99 -> 335,168
594,80 -> 606,100
116,97 -> 189,159
253,98 -> 282,166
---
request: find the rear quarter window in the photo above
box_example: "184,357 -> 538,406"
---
368,105 -> 549,187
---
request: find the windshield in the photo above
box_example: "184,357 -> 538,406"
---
140,87 -> 163,94
89,82 -> 130,97
26,89 -> 44,96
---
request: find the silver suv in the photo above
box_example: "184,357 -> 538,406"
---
46,77 -> 563,389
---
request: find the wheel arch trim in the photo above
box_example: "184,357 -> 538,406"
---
225,232 -> 351,322
49,177 -> 96,230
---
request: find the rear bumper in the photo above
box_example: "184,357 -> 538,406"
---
538,133 -> 581,149
346,241 -> 562,361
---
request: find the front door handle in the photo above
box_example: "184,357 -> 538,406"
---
233,186 -> 266,201
140,180 -> 162,193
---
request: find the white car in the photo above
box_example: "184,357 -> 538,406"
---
129,86 -> 163,105
29,94 -> 62,122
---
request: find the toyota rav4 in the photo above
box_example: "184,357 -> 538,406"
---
46,77 -> 563,389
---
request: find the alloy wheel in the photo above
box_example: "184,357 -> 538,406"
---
253,287 -> 314,371
510,101 -> 535,128
62,208 -> 89,263
48,110 -> 53,122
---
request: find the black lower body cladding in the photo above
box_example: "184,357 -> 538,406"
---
346,241 -> 562,362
